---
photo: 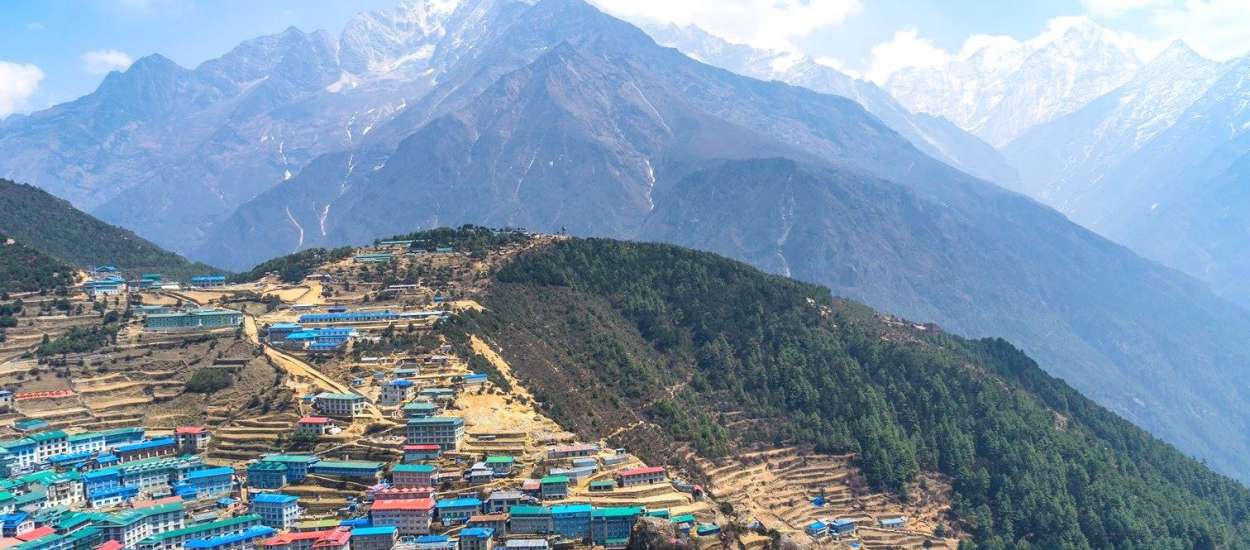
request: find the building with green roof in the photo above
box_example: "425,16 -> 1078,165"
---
246,461 -> 288,489
135,513 -> 261,550
509,505 -> 553,535
539,475 -> 569,500
391,463 -> 436,488
309,460 -> 383,480
591,507 -> 643,547
484,455 -> 515,476
258,455 -> 319,482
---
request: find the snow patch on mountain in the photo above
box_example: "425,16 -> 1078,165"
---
885,17 -> 1148,145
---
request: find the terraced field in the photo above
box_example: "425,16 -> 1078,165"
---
690,447 -> 956,548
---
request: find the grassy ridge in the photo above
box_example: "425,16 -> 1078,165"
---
0,179 -> 216,280
0,232 -> 76,294
453,237 -> 1250,549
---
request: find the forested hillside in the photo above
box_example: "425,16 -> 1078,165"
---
448,238 -> 1250,548
0,233 -> 76,294
0,179 -> 216,280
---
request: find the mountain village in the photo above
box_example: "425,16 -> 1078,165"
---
0,233 -> 955,550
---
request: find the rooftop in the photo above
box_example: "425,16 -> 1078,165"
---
436,498 -> 481,509
313,460 -> 382,470
350,526 -> 397,537
251,493 -> 298,505
261,454 -> 319,464
370,499 -> 433,512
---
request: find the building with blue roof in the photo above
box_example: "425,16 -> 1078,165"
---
435,498 -> 480,526
2,511 -> 33,537
250,493 -> 300,530
88,485 -> 139,508
414,535 -> 455,550
459,528 -> 494,550
878,516 -> 905,529
284,328 -> 358,352
829,518 -> 856,536
83,466 -> 120,488
115,437 -> 177,462
266,323 -> 303,344
47,451 -> 92,469
380,379 -> 417,404
551,504 -> 593,541
190,275 -> 227,288
184,525 -> 275,550
185,467 -> 234,498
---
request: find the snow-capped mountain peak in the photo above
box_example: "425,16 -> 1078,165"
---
885,16 -> 1146,145
338,0 -> 464,74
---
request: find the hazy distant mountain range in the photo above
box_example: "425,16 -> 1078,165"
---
6,0 -> 1250,482
884,17 -> 1145,147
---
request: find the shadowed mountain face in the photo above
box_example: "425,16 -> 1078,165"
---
187,0 -> 1250,481
639,22 -> 1019,186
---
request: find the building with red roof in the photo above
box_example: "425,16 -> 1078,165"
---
262,528 -> 350,550
402,444 -> 441,462
174,426 -> 210,453
16,526 -> 54,542
95,540 -> 125,550
369,499 -> 434,535
615,466 -> 666,487
296,417 -> 335,437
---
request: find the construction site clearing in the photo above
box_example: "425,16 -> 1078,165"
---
0,234 -> 957,550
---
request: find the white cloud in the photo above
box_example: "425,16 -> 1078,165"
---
863,29 -> 953,83
25,22 -> 45,31
591,0 -> 862,52
1151,0 -> 1250,60
860,13 -> 1185,84
0,61 -> 45,117
81,49 -> 134,75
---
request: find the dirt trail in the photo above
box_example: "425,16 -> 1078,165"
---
469,335 -> 537,402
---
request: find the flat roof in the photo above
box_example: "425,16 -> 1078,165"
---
251,493 -> 298,504
370,499 -> 433,511
313,460 -> 382,470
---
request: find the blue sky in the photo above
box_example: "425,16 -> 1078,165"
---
2,0 -> 1248,117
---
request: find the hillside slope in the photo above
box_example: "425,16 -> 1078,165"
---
0,179 -> 216,279
0,233 -> 77,294
447,237 -> 1250,548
